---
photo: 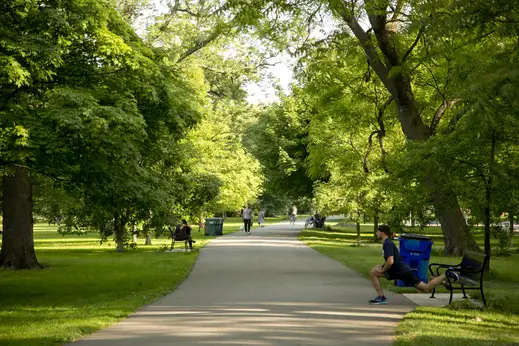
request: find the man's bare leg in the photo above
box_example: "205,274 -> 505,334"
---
370,265 -> 386,296
415,274 -> 447,293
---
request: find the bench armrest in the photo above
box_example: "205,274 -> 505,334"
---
429,263 -> 459,269
429,262 -> 461,277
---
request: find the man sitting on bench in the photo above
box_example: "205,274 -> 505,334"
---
170,219 -> 195,251
181,219 -> 194,251
369,225 -> 459,305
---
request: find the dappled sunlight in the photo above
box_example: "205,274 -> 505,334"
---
208,238 -> 307,248
396,307 -> 519,345
70,301 -> 406,345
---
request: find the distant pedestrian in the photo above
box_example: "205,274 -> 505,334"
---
369,224 -> 459,304
258,209 -> 265,227
289,204 -> 297,224
242,205 -> 253,235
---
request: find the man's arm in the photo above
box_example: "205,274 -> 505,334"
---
378,256 -> 394,273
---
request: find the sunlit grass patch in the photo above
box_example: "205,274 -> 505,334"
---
1,217 -> 284,346
395,307 -> 519,346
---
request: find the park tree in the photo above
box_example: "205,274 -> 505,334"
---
404,0 -> 519,256
1,0 -> 142,267
222,0 -> 518,254
244,90 -> 317,210
0,0 -> 207,264
299,32 -> 412,239
185,102 -> 264,216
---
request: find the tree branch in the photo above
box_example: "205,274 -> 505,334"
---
376,96 -> 393,173
363,130 -> 378,173
0,86 -> 29,112
366,0 -> 400,67
389,0 -> 406,32
402,25 -> 425,62
177,30 -> 221,63
338,6 -> 395,94
429,99 -> 458,134
449,158 -> 487,186
13,164 -> 70,182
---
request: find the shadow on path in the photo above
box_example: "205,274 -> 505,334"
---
70,221 -> 415,346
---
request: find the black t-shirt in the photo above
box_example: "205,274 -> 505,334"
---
182,225 -> 192,235
383,238 -> 411,275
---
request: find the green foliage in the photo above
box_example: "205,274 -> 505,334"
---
490,225 -> 510,257
244,90 -> 317,209
1,0 -> 212,251
186,105 -> 264,213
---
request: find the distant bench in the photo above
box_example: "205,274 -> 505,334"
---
429,251 -> 490,305
169,226 -> 193,251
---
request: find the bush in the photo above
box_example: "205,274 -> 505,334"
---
491,225 -> 510,256
487,294 -> 519,314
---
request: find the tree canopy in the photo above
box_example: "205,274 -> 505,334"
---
2,0 -> 519,267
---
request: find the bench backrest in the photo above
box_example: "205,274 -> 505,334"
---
460,251 -> 489,282
171,225 -> 188,240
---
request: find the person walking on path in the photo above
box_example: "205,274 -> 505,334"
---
257,209 -> 265,227
290,205 -> 297,224
242,205 -> 253,235
369,224 -> 459,305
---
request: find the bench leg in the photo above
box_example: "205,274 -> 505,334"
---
430,287 -> 436,299
480,287 -> 486,306
449,289 -> 453,304
461,286 -> 468,299
170,239 -> 175,250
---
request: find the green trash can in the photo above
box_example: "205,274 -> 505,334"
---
216,218 -> 224,235
205,218 -> 224,236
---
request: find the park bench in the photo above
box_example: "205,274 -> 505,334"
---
169,225 -> 193,251
429,251 -> 490,305
304,216 -> 326,229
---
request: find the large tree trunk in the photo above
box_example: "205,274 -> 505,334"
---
114,213 -> 126,252
398,84 -> 479,256
433,188 -> 478,255
0,166 -> 42,269
356,221 -> 361,246
343,8 -> 480,256
145,230 -> 152,245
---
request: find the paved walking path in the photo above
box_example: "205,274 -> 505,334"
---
70,221 -> 416,346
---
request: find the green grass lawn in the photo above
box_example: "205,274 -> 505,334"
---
0,217 -> 278,346
299,224 -> 519,346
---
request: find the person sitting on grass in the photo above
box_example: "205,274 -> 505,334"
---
369,224 -> 459,305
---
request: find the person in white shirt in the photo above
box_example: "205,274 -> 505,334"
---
290,205 -> 297,224
242,205 -> 253,235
